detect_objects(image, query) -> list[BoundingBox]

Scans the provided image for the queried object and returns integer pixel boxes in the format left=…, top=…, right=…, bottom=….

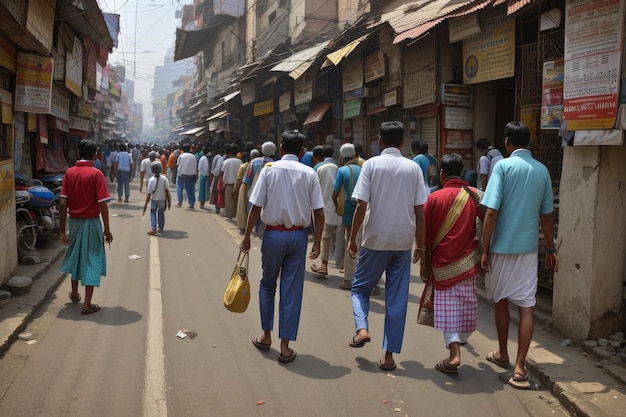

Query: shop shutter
left=420, top=116, right=438, bottom=158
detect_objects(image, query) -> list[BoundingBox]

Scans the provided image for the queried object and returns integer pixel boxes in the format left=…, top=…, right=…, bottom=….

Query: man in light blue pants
left=240, top=129, right=324, bottom=364
left=347, top=121, right=427, bottom=371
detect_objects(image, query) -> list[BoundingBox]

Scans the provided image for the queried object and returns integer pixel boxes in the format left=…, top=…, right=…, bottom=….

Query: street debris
left=18, top=332, right=35, bottom=341
left=176, top=329, right=197, bottom=339
left=128, top=255, right=142, bottom=260
left=256, top=401, right=265, bottom=405
left=26, top=340, right=37, bottom=345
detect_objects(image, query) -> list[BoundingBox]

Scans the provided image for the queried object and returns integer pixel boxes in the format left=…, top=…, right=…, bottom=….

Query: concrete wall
left=0, top=160, right=18, bottom=286
left=553, top=144, right=626, bottom=340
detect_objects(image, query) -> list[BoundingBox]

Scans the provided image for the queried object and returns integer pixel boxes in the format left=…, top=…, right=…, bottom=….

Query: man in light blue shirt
left=480, top=121, right=558, bottom=390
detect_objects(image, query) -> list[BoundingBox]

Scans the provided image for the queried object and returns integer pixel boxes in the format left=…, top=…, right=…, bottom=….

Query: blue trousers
left=116, top=170, right=131, bottom=200
left=177, top=175, right=196, bottom=207
left=259, top=228, right=308, bottom=341
left=150, top=200, right=166, bottom=231
left=351, top=247, right=412, bottom=353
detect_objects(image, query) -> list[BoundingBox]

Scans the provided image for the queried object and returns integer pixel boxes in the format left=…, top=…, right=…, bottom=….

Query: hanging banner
left=463, top=11, right=515, bottom=85
left=0, top=36, right=16, bottom=72
left=15, top=53, right=53, bottom=113
left=541, top=60, right=564, bottom=129
left=65, top=36, right=83, bottom=97
left=563, top=0, right=624, bottom=131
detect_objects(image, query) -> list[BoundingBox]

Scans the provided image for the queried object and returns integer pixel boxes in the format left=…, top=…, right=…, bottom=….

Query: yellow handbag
left=223, top=251, right=251, bottom=313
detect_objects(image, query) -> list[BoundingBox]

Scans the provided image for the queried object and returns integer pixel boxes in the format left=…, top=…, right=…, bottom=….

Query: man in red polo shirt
left=60, top=139, right=113, bottom=315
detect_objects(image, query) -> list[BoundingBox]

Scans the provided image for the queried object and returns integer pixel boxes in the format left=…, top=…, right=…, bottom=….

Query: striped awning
left=271, top=41, right=330, bottom=79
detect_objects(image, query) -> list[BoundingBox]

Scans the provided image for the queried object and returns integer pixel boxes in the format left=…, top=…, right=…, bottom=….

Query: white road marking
left=143, top=237, right=168, bottom=417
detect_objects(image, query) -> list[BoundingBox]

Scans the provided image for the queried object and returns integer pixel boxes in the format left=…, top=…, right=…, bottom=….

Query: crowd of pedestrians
left=61, top=120, right=557, bottom=390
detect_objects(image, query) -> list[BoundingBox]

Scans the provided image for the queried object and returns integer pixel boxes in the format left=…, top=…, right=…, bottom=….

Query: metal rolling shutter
left=420, top=116, right=438, bottom=158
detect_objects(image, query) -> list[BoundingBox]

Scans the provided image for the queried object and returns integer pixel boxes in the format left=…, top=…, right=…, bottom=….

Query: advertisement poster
left=541, top=60, right=564, bottom=129
left=463, top=12, right=515, bottom=85
left=521, top=105, right=541, bottom=157
left=15, top=53, right=53, bottom=113
left=563, top=0, right=625, bottom=131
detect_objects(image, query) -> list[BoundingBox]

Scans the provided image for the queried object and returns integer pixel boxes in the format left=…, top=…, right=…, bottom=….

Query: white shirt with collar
left=249, top=153, right=324, bottom=228
left=352, top=147, right=427, bottom=251
left=221, top=156, right=242, bottom=185
left=316, top=158, right=342, bottom=226
left=176, top=152, right=197, bottom=176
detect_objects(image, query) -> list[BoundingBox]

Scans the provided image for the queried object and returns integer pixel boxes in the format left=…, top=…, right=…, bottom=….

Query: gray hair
left=250, top=149, right=260, bottom=159
left=261, top=141, right=276, bottom=156
left=340, top=143, right=356, bottom=159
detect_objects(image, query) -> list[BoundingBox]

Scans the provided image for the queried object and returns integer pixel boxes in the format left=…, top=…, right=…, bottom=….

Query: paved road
left=0, top=184, right=569, bottom=417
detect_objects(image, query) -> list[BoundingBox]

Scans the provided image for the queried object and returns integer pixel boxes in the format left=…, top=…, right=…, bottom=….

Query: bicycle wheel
left=17, top=220, right=37, bottom=257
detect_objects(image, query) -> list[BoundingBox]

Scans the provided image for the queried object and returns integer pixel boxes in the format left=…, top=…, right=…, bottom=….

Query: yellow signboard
left=254, top=99, right=274, bottom=116
left=463, top=15, right=515, bottom=85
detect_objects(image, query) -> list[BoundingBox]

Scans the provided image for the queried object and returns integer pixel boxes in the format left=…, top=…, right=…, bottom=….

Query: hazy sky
left=97, top=0, right=189, bottom=127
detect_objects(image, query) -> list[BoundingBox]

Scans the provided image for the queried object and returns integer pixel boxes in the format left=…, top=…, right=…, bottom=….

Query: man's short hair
left=119, top=143, right=127, bottom=151
left=379, top=121, right=404, bottom=147
left=411, top=139, right=420, bottom=152
left=354, top=143, right=363, bottom=156
left=281, top=130, right=305, bottom=154
left=250, top=149, right=260, bottom=159
left=230, top=143, right=240, bottom=154
left=79, top=139, right=98, bottom=159
left=261, top=141, right=276, bottom=156
left=181, top=143, right=191, bottom=152
left=476, top=137, right=491, bottom=150
left=504, top=122, right=530, bottom=148
left=223, top=143, right=232, bottom=154
left=418, top=141, right=429, bottom=154
left=440, top=153, right=464, bottom=178
left=312, top=145, right=324, bottom=158
left=322, top=144, right=334, bottom=158
left=148, top=151, right=158, bottom=160
left=340, top=143, right=356, bottom=159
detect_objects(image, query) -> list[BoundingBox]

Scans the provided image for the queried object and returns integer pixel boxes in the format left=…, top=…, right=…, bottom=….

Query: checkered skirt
left=433, top=276, right=478, bottom=332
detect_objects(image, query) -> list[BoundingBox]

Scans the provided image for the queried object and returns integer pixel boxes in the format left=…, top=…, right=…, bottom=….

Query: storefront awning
left=174, top=15, right=233, bottom=61
left=321, top=35, right=369, bottom=69
left=223, top=91, right=241, bottom=102
left=207, top=110, right=229, bottom=121
left=494, top=0, right=536, bottom=14
left=343, top=99, right=362, bottom=120
left=303, top=102, right=332, bottom=126
left=271, top=41, right=330, bottom=79
left=179, top=126, right=206, bottom=136
left=388, top=0, right=491, bottom=44
left=57, top=0, right=115, bottom=51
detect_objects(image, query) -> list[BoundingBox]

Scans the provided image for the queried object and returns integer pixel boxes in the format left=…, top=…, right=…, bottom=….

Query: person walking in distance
left=60, top=139, right=113, bottom=315
left=419, top=153, right=484, bottom=375
left=332, top=143, right=362, bottom=289
left=139, top=151, right=158, bottom=193
left=347, top=121, right=427, bottom=371
left=221, top=143, right=242, bottom=219
left=142, top=161, right=171, bottom=235
left=481, top=121, right=558, bottom=390
left=475, top=137, right=503, bottom=191
left=111, top=143, right=134, bottom=202
left=175, top=144, right=198, bottom=209
left=240, top=129, right=324, bottom=364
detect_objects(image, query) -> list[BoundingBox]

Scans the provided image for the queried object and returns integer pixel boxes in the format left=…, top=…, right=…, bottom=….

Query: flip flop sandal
left=435, top=359, right=459, bottom=374
left=278, top=349, right=297, bottom=363
left=68, top=292, right=81, bottom=303
left=252, top=334, right=271, bottom=351
left=80, top=304, right=100, bottom=314
left=349, top=334, right=371, bottom=348
left=378, top=358, right=396, bottom=371
left=486, top=350, right=510, bottom=369
left=310, top=264, right=328, bottom=275
left=508, top=372, right=532, bottom=390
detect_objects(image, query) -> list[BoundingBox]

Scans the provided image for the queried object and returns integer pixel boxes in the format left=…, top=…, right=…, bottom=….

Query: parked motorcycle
left=14, top=176, right=59, bottom=258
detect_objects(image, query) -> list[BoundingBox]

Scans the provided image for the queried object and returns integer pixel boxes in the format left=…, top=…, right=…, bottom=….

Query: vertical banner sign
left=541, top=60, right=564, bottom=129
left=564, top=0, right=625, bottom=130
left=463, top=11, right=515, bottom=85
left=15, top=53, right=53, bottom=113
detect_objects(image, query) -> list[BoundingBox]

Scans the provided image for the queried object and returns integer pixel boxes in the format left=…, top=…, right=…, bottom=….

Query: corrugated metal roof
left=174, top=14, right=233, bottom=61
left=393, top=0, right=492, bottom=44
left=270, top=41, right=330, bottom=80
left=507, top=0, right=535, bottom=15
left=381, top=0, right=474, bottom=35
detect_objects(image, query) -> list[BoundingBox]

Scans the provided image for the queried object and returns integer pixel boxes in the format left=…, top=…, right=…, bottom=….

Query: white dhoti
left=486, top=253, right=538, bottom=308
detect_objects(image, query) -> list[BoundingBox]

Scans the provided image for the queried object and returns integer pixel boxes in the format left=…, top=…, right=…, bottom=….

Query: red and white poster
left=563, top=0, right=625, bottom=130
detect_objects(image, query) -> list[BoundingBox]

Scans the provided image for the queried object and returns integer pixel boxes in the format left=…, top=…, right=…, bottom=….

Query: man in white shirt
left=240, top=129, right=324, bottom=364
left=311, top=145, right=342, bottom=276
left=175, top=144, right=198, bottom=208
left=221, top=143, right=242, bottom=219
left=210, top=146, right=224, bottom=213
left=139, top=151, right=157, bottom=193
left=347, top=121, right=427, bottom=371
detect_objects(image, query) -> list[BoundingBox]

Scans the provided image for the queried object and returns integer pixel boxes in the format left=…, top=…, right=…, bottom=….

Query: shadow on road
left=56, top=303, right=143, bottom=326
